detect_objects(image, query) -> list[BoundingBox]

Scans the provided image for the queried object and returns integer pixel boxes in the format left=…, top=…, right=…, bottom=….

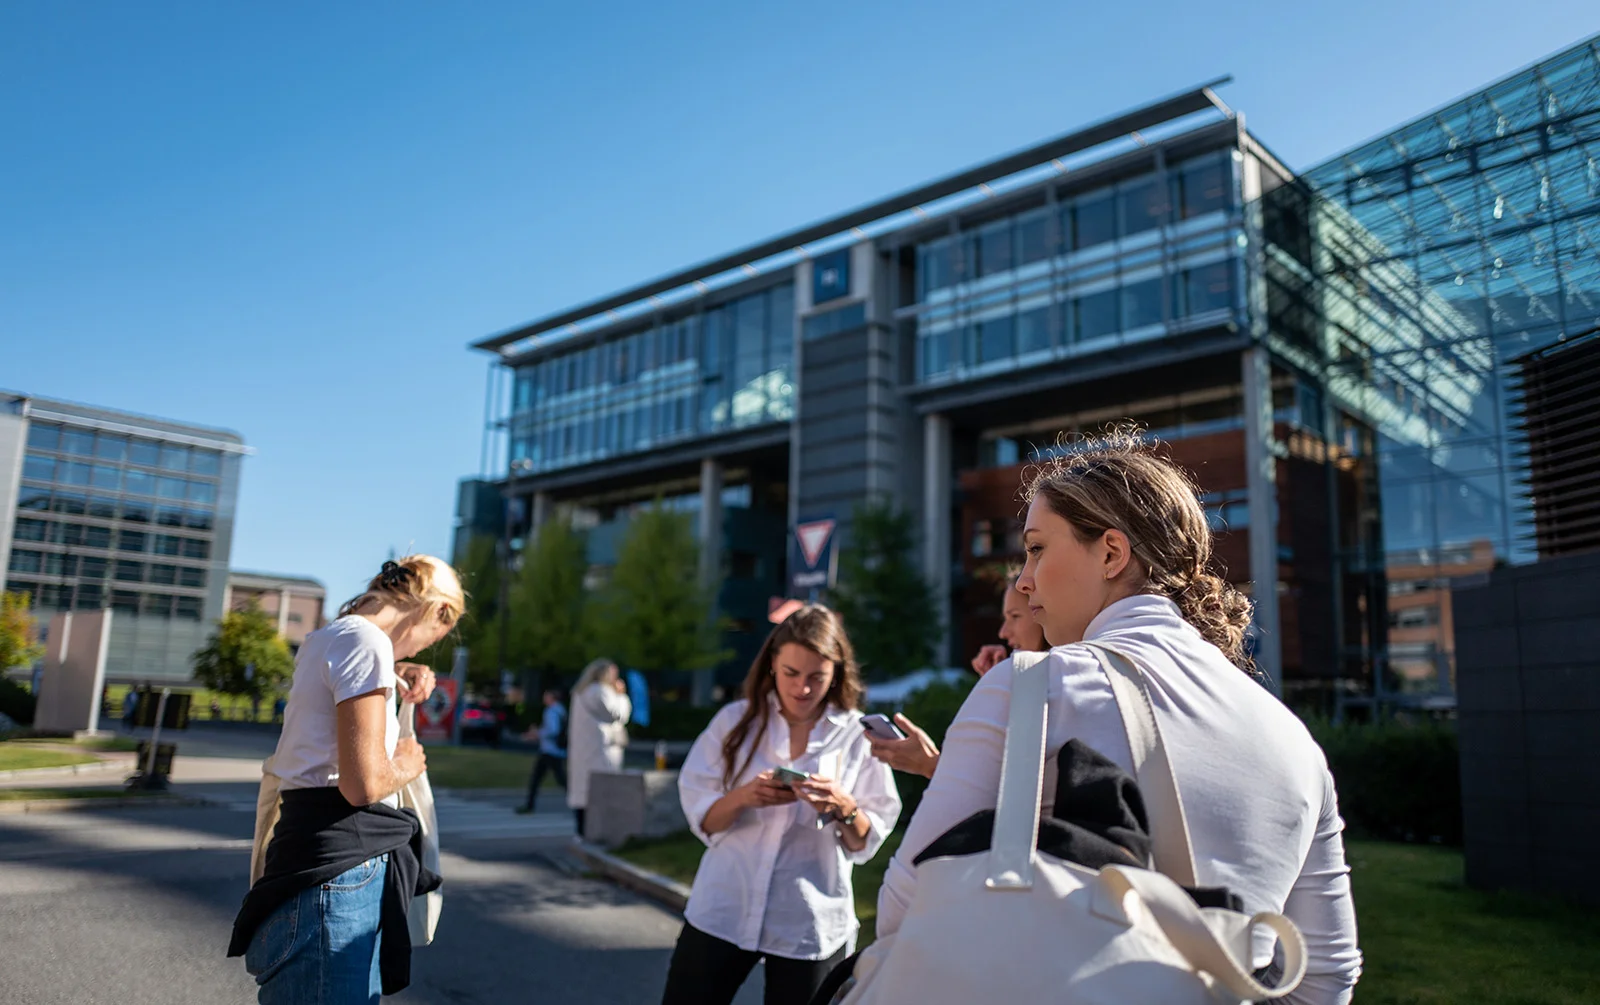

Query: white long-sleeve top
left=679, top=696, right=902, bottom=960
left=566, top=682, right=631, bottom=810
left=878, top=595, right=1362, bottom=1005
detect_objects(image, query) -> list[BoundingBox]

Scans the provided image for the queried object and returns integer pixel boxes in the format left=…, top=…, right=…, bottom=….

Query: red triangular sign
left=797, top=520, right=835, bottom=569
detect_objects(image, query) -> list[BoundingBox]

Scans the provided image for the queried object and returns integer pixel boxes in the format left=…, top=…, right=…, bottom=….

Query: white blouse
left=877, top=595, right=1362, bottom=1005
left=679, top=697, right=902, bottom=960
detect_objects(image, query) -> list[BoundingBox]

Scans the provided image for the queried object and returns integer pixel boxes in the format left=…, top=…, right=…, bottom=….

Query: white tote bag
left=397, top=701, right=444, bottom=946
left=840, top=646, right=1307, bottom=1005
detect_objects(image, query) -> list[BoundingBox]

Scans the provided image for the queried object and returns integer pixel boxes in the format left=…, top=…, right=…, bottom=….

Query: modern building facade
left=0, top=393, right=247, bottom=684
left=465, top=33, right=1600, bottom=707
left=225, top=571, right=326, bottom=655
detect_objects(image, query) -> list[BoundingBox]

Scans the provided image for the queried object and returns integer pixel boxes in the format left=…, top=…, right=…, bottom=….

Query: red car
left=457, top=700, right=506, bottom=748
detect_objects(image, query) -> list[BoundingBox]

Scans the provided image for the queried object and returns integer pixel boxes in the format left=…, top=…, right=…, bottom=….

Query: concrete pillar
left=531, top=491, right=550, bottom=531
left=693, top=458, right=724, bottom=706
left=923, top=414, right=953, bottom=666
left=277, top=588, right=291, bottom=637
left=1241, top=346, right=1284, bottom=695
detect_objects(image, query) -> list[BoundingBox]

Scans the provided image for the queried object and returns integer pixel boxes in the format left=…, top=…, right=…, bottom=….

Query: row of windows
left=918, top=154, right=1235, bottom=297
left=22, top=453, right=218, bottom=504
left=16, top=486, right=217, bottom=531
left=26, top=424, right=224, bottom=477
left=7, top=550, right=207, bottom=588
left=918, top=261, right=1236, bottom=379
left=11, top=518, right=209, bottom=559
left=8, top=580, right=206, bottom=619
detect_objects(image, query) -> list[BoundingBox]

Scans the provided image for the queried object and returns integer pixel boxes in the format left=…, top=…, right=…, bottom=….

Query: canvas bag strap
left=986, top=650, right=1052, bottom=890
left=399, top=697, right=417, bottom=740
left=1079, top=641, right=1199, bottom=889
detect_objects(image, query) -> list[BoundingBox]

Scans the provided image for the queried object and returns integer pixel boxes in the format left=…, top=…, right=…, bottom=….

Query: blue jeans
left=246, top=855, right=388, bottom=1004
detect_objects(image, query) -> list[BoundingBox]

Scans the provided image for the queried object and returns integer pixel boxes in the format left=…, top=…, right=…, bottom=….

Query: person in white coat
left=874, top=428, right=1362, bottom=1004
left=566, top=657, right=631, bottom=835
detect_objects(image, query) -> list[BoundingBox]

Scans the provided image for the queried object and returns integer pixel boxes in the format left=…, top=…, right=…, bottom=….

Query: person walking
left=228, top=555, right=464, bottom=1003
left=515, top=689, right=568, bottom=814
left=567, top=658, right=630, bottom=837
left=867, top=571, right=1048, bottom=779
left=661, top=605, right=901, bottom=1005
left=875, top=429, right=1362, bottom=1003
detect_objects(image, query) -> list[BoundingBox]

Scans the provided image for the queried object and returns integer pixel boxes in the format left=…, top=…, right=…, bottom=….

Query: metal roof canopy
left=472, top=77, right=1233, bottom=355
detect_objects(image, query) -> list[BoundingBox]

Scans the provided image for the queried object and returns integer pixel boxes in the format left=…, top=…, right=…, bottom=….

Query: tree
left=0, top=591, right=45, bottom=673
left=191, top=602, right=294, bottom=700
left=414, top=533, right=504, bottom=686
left=590, top=504, right=729, bottom=676
left=509, top=517, right=591, bottom=679
left=828, top=500, right=942, bottom=680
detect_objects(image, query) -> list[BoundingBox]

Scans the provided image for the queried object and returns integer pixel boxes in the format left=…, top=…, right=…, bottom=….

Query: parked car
left=458, top=700, right=506, bottom=748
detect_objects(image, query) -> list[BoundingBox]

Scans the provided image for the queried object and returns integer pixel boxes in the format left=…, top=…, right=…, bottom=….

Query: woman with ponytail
left=875, top=427, right=1362, bottom=1005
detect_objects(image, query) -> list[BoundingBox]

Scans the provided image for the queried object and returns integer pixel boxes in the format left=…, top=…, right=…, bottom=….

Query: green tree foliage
left=509, top=517, right=591, bottom=677
left=828, top=501, right=942, bottom=680
left=590, top=505, right=729, bottom=675
left=0, top=591, right=45, bottom=673
left=191, top=602, right=295, bottom=700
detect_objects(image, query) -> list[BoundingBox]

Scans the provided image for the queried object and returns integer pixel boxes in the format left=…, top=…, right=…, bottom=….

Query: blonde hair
left=575, top=657, right=618, bottom=694
left=1024, top=425, right=1254, bottom=670
left=338, top=555, right=465, bottom=628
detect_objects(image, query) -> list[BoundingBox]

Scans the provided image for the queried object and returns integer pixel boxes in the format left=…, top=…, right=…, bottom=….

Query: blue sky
left=2, top=3, right=1594, bottom=611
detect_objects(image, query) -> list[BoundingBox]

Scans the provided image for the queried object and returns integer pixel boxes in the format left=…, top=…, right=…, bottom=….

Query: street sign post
left=790, top=517, right=838, bottom=601
left=417, top=678, right=458, bottom=743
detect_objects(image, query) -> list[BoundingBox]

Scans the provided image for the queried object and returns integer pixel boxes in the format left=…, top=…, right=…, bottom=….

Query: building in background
left=463, top=33, right=1599, bottom=710
left=0, top=392, right=246, bottom=685
left=225, top=571, right=326, bottom=655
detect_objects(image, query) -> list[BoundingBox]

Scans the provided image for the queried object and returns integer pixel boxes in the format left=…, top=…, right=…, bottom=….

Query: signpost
left=417, top=677, right=458, bottom=743
left=789, top=517, right=838, bottom=601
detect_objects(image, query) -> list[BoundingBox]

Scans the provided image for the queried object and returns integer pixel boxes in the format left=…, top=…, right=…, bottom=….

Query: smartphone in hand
left=861, top=714, right=908, bottom=741
left=772, top=766, right=810, bottom=785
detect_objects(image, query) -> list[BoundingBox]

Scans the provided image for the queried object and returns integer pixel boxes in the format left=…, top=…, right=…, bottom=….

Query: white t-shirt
left=271, top=615, right=399, bottom=806
left=877, top=595, right=1362, bottom=1005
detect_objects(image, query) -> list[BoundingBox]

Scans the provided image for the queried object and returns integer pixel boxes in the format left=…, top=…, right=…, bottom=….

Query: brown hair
left=1024, top=425, right=1254, bottom=670
left=338, top=555, right=466, bottom=628
left=719, top=604, right=863, bottom=789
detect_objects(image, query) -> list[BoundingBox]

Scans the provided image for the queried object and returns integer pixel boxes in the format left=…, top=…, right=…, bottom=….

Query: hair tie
left=379, top=560, right=412, bottom=590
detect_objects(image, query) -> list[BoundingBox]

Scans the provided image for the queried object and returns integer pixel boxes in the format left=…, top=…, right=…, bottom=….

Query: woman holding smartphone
left=663, top=605, right=901, bottom=1005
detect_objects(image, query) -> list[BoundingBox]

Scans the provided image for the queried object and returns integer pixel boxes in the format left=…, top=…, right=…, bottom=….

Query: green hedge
left=0, top=677, right=35, bottom=726
left=632, top=702, right=722, bottom=742
left=1304, top=716, right=1461, bottom=845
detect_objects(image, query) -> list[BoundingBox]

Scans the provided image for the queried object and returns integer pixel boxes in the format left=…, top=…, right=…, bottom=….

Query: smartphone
left=861, top=714, right=907, bottom=741
left=772, top=766, right=810, bottom=785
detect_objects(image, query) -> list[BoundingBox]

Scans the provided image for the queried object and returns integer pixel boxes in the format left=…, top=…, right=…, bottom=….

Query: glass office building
left=0, top=393, right=246, bottom=684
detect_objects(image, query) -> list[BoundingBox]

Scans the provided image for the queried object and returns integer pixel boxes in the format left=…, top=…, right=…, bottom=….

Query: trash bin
left=128, top=741, right=177, bottom=790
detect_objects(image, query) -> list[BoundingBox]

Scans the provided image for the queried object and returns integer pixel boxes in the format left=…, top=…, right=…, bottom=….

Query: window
left=82, top=525, right=112, bottom=549
left=23, top=453, right=56, bottom=482
left=153, top=535, right=182, bottom=556
left=288, top=612, right=304, bottom=625
left=52, top=492, right=87, bottom=516
left=26, top=424, right=60, bottom=451
left=128, top=440, right=161, bottom=467
left=1119, top=178, right=1168, bottom=236
left=18, top=487, right=50, bottom=511
left=95, top=434, right=127, bottom=462
left=14, top=518, right=48, bottom=542
left=920, top=329, right=950, bottom=380
left=75, top=584, right=103, bottom=609
left=1017, top=211, right=1055, bottom=265
left=812, top=248, right=851, bottom=305
left=87, top=496, right=116, bottom=519
left=1074, top=289, right=1120, bottom=342
left=115, top=561, right=145, bottom=583
left=60, top=461, right=92, bottom=486
left=157, top=507, right=185, bottom=528
left=919, top=239, right=955, bottom=297
left=8, top=550, right=41, bottom=574
left=1071, top=194, right=1117, bottom=249
left=119, top=530, right=148, bottom=553
left=160, top=445, right=190, bottom=472
left=79, top=557, right=108, bottom=580
left=174, top=596, right=203, bottom=620
left=1122, top=278, right=1165, bottom=330
left=111, top=590, right=141, bottom=613
left=1174, top=156, right=1231, bottom=219
left=801, top=301, right=866, bottom=340
left=178, top=566, right=206, bottom=589
left=971, top=519, right=994, bottom=557
left=58, top=522, right=84, bottom=546
left=1018, top=305, right=1052, bottom=353
left=1181, top=261, right=1235, bottom=316
left=185, top=510, right=214, bottom=532
left=91, top=465, right=120, bottom=491
left=976, top=221, right=1013, bottom=277
left=149, top=564, right=178, bottom=586
left=157, top=476, right=187, bottom=501
left=120, top=501, right=152, bottom=524
left=143, top=594, right=173, bottom=618
left=180, top=538, right=209, bottom=560
left=977, top=315, right=1015, bottom=363
left=124, top=469, right=155, bottom=496
left=44, top=553, right=77, bottom=576
left=61, top=429, right=96, bottom=456
left=191, top=450, right=221, bottom=477
left=1390, top=606, right=1440, bottom=629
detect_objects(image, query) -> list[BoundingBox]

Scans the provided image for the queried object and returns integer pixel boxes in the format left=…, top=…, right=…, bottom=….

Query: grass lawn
left=418, top=743, right=545, bottom=790
left=0, top=787, right=145, bottom=802
left=615, top=834, right=1599, bottom=1003
left=22, top=736, right=140, bottom=753
left=0, top=744, right=100, bottom=772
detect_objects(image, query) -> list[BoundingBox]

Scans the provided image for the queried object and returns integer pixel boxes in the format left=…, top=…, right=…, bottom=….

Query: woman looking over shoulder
left=662, top=605, right=900, bottom=1005
left=876, top=429, right=1362, bottom=1005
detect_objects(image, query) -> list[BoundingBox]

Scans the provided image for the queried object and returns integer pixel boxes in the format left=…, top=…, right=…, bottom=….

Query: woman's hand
left=797, top=776, right=871, bottom=852
left=866, top=714, right=941, bottom=779
left=971, top=644, right=1008, bottom=676
left=395, top=663, right=436, bottom=705
left=737, top=770, right=800, bottom=809
left=393, top=736, right=427, bottom=785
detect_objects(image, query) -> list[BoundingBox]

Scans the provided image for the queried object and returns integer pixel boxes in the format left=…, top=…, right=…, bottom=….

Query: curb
left=0, top=793, right=208, bottom=815
left=0, top=758, right=131, bottom=781
left=570, top=838, right=691, bottom=913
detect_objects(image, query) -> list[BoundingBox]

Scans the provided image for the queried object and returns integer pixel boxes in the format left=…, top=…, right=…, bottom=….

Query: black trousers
left=522, top=753, right=567, bottom=810
left=660, top=922, right=848, bottom=1005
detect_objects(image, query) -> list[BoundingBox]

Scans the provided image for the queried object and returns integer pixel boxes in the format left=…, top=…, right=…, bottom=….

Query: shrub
left=0, top=676, right=35, bottom=726
left=632, top=701, right=722, bottom=742
left=1303, top=715, right=1461, bottom=845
